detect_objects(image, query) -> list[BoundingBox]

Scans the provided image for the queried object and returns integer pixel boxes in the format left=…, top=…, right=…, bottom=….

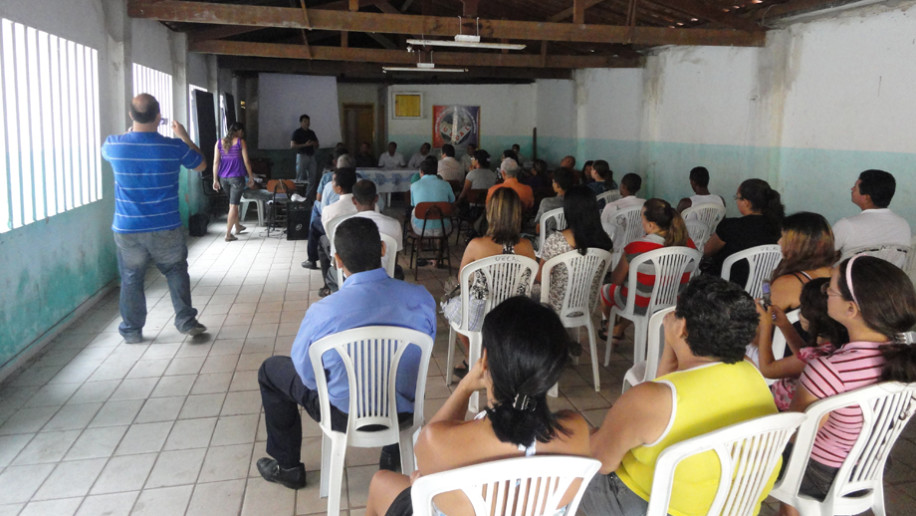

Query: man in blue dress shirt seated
left=257, top=218, right=437, bottom=489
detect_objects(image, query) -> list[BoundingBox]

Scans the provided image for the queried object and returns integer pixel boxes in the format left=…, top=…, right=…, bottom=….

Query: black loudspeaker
left=286, top=202, right=310, bottom=240
left=189, top=213, right=209, bottom=237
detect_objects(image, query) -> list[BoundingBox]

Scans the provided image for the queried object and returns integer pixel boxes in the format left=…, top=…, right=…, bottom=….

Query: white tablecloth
left=356, top=168, right=415, bottom=194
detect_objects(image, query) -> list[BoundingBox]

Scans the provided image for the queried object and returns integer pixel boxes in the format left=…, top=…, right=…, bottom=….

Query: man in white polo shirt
left=833, top=169, right=910, bottom=265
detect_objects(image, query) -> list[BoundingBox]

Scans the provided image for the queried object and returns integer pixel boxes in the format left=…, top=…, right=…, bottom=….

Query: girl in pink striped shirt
left=781, top=255, right=916, bottom=516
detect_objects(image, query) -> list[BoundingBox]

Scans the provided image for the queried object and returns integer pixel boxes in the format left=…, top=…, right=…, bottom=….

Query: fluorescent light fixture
left=382, top=65, right=468, bottom=73
left=406, top=37, right=526, bottom=50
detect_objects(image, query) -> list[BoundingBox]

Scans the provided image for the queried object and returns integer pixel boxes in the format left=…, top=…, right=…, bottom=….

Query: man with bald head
left=101, top=93, right=208, bottom=344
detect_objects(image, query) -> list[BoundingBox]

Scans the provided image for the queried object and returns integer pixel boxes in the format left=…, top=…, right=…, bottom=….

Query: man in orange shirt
left=486, top=158, right=533, bottom=209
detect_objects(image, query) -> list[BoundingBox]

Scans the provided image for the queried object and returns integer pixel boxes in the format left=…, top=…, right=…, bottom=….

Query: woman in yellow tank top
left=582, top=275, right=779, bottom=516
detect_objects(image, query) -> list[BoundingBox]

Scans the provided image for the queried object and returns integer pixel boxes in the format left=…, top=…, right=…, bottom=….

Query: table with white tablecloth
left=356, top=167, right=416, bottom=205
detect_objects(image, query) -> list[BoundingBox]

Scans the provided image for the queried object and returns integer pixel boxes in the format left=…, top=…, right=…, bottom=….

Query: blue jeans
left=114, top=228, right=198, bottom=338
left=296, top=153, right=319, bottom=201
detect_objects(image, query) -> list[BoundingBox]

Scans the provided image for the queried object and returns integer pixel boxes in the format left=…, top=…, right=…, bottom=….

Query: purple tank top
left=217, top=139, right=247, bottom=178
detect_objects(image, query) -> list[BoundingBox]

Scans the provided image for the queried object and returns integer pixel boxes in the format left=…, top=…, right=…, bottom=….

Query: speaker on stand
left=286, top=201, right=311, bottom=240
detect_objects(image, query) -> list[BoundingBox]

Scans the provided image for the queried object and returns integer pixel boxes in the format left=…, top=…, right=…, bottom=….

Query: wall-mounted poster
left=432, top=105, right=480, bottom=148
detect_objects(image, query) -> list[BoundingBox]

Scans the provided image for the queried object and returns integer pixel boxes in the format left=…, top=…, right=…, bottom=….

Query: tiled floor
left=2, top=210, right=916, bottom=515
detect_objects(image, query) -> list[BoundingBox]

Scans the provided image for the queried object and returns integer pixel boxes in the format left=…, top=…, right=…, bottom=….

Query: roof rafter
left=128, top=0, right=765, bottom=47
left=190, top=39, right=643, bottom=68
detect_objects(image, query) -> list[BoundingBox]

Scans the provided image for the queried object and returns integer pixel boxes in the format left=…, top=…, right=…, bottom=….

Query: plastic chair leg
left=633, top=318, right=648, bottom=365
left=319, top=433, right=331, bottom=496
left=586, top=320, right=600, bottom=392
left=446, top=326, right=456, bottom=386
left=467, top=331, right=482, bottom=414
left=324, top=435, right=347, bottom=516
left=604, top=307, right=620, bottom=366
left=399, top=429, right=415, bottom=476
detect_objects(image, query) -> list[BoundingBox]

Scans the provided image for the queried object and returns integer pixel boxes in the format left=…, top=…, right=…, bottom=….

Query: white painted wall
left=535, top=79, right=575, bottom=139
left=387, top=83, right=537, bottom=155
left=575, top=68, right=643, bottom=143
left=131, top=18, right=172, bottom=74
left=779, top=4, right=916, bottom=153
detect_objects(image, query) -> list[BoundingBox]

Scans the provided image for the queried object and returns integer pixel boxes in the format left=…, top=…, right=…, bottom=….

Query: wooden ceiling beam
left=128, top=0, right=765, bottom=47
left=187, top=25, right=261, bottom=42
left=191, top=39, right=643, bottom=68
left=647, top=0, right=762, bottom=31
left=219, top=55, right=574, bottom=79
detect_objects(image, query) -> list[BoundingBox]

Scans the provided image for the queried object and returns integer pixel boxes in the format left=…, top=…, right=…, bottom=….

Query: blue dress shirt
left=290, top=268, right=436, bottom=413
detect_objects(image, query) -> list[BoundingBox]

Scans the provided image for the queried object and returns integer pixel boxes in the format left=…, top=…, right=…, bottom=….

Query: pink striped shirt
left=799, top=341, right=886, bottom=468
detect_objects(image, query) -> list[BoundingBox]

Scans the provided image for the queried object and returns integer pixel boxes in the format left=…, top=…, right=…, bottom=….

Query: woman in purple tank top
left=212, top=122, right=254, bottom=241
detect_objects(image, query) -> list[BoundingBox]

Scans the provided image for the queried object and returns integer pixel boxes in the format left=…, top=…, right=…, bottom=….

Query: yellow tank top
left=616, top=361, right=778, bottom=516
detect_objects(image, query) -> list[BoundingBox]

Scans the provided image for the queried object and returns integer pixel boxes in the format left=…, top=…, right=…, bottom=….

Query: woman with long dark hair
left=212, top=122, right=254, bottom=241
left=781, top=256, right=916, bottom=514
left=365, top=297, right=591, bottom=516
left=537, top=185, right=613, bottom=311
left=704, top=178, right=784, bottom=285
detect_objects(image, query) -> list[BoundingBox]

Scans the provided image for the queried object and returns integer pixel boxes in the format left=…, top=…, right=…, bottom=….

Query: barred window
left=0, top=17, right=101, bottom=233
left=132, top=63, right=173, bottom=138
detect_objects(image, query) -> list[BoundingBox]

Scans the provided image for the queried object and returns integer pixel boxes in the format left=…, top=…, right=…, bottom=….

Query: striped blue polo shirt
left=101, top=131, right=203, bottom=233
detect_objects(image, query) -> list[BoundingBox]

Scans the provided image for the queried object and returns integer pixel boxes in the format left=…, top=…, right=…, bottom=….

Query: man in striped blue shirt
left=101, top=93, right=208, bottom=344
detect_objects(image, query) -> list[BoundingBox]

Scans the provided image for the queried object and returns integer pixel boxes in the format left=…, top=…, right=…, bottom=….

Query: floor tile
left=88, top=399, right=143, bottom=427
left=64, top=425, right=128, bottom=460
left=145, top=448, right=207, bottom=488
left=68, top=380, right=120, bottom=404
left=150, top=375, right=196, bottom=398
left=91, top=453, right=157, bottom=494
left=131, top=485, right=193, bottom=516
left=12, top=430, right=81, bottom=465
left=0, top=434, right=33, bottom=467
left=0, top=406, right=59, bottom=435
left=135, top=396, right=185, bottom=423
left=75, top=491, right=139, bottom=516
left=19, top=497, right=82, bottom=516
left=163, top=417, right=217, bottom=450
left=221, top=390, right=262, bottom=416
left=180, top=393, right=227, bottom=419
left=109, top=378, right=158, bottom=401
left=32, top=457, right=106, bottom=500
left=115, top=421, right=173, bottom=455
left=199, top=443, right=253, bottom=483
left=211, top=414, right=259, bottom=446
left=43, top=402, right=102, bottom=431
left=0, top=463, right=55, bottom=504
left=185, top=479, right=246, bottom=516
left=241, top=477, right=297, bottom=516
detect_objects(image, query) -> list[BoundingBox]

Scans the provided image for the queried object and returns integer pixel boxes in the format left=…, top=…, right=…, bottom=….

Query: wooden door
left=343, top=103, right=375, bottom=156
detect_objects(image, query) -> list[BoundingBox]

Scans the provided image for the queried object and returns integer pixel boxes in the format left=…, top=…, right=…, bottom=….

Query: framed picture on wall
left=393, top=92, right=423, bottom=119
left=432, top=105, right=480, bottom=148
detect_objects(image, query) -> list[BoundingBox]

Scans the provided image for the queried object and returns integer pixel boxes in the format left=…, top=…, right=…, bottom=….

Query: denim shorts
left=220, top=176, right=246, bottom=205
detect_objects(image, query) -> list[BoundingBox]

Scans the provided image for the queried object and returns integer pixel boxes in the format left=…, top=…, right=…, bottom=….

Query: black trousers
left=258, top=356, right=348, bottom=468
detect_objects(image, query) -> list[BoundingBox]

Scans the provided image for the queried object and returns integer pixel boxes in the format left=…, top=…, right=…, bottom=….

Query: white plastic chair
left=646, top=412, right=806, bottom=516
left=606, top=205, right=646, bottom=253
left=239, top=195, right=265, bottom=226
left=721, top=244, right=782, bottom=299
left=622, top=306, right=674, bottom=392
left=596, top=189, right=621, bottom=207
left=541, top=248, right=614, bottom=392
left=308, top=326, right=434, bottom=516
left=841, top=243, right=910, bottom=269
left=770, top=382, right=916, bottom=516
left=605, top=246, right=701, bottom=366
left=681, top=203, right=726, bottom=236
left=685, top=219, right=710, bottom=253
left=906, top=235, right=916, bottom=288
left=446, top=254, right=539, bottom=413
left=538, top=208, right=566, bottom=257
left=411, top=455, right=602, bottom=516
left=380, top=232, right=399, bottom=278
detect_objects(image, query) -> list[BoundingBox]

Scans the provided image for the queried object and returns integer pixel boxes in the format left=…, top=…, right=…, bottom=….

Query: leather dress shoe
left=301, top=260, right=319, bottom=270
left=257, top=457, right=306, bottom=489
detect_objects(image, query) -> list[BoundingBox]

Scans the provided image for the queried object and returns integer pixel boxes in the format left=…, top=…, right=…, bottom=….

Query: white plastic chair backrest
left=647, top=412, right=806, bottom=516
left=681, top=203, right=726, bottom=235
left=456, top=254, right=539, bottom=332
left=538, top=208, right=566, bottom=256
left=411, top=455, right=602, bottom=516
left=643, top=306, right=676, bottom=382
left=769, top=308, right=800, bottom=364
left=596, top=189, right=621, bottom=207
left=721, top=244, right=783, bottom=299
left=684, top=220, right=710, bottom=253
left=541, top=248, right=613, bottom=319
left=773, top=382, right=916, bottom=515
left=841, top=243, right=909, bottom=269
left=307, top=326, right=434, bottom=445
left=609, top=205, right=646, bottom=252
left=620, top=247, right=702, bottom=317
left=380, top=233, right=398, bottom=278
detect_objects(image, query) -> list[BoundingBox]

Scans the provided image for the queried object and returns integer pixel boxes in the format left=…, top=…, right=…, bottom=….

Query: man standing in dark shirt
left=290, top=114, right=320, bottom=201
left=355, top=141, right=375, bottom=168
